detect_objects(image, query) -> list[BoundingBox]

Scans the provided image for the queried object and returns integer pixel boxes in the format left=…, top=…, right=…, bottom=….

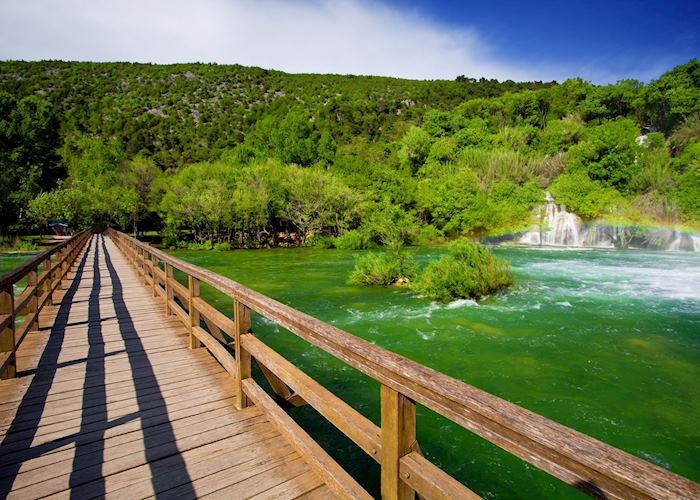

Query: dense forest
left=1, top=59, right=699, bottom=248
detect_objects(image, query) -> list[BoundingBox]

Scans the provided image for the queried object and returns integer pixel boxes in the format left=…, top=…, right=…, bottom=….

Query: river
left=166, top=246, right=700, bottom=498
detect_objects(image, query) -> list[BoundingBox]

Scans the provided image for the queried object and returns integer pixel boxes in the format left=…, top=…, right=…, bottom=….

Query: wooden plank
left=400, top=451, right=480, bottom=500
left=194, top=296, right=235, bottom=337
left=13, top=312, right=37, bottom=349
left=13, top=285, right=36, bottom=316
left=192, top=326, right=237, bottom=378
left=298, top=485, right=336, bottom=500
left=234, top=299, right=251, bottom=409
left=8, top=418, right=276, bottom=499
left=253, top=470, right=328, bottom=500
left=4, top=405, right=248, bottom=478
left=0, top=351, right=11, bottom=374
left=0, top=286, right=16, bottom=379
left=242, top=334, right=380, bottom=460
left=242, top=378, right=371, bottom=500
left=170, top=277, right=189, bottom=305
left=169, top=298, right=189, bottom=327
left=202, top=458, right=311, bottom=500
left=0, top=314, right=11, bottom=331
left=381, top=385, right=416, bottom=500
left=0, top=397, right=238, bottom=469
left=188, top=276, right=200, bottom=349
left=7, top=410, right=267, bottom=491
left=104, top=432, right=297, bottom=499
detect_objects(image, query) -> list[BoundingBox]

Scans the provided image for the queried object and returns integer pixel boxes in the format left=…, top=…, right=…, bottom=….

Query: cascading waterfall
left=520, top=193, right=583, bottom=247
left=518, top=193, right=699, bottom=251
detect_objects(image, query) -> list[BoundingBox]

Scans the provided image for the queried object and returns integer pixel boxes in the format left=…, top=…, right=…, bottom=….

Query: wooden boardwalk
left=0, top=235, right=333, bottom=499
left=2, top=230, right=699, bottom=499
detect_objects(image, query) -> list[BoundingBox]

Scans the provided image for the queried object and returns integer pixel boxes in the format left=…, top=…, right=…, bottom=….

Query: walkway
left=0, top=234, right=332, bottom=499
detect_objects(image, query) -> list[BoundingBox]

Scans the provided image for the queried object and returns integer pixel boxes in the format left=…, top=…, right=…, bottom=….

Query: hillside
left=1, top=59, right=699, bottom=246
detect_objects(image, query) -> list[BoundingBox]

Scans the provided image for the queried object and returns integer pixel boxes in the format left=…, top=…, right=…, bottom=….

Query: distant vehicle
left=48, top=221, right=69, bottom=236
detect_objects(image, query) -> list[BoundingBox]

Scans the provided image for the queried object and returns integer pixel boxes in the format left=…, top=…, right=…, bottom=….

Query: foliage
left=566, top=118, right=642, bottom=191
left=334, top=229, right=371, bottom=250
left=348, top=251, right=417, bottom=286
left=548, top=172, right=625, bottom=218
left=412, top=239, right=513, bottom=302
left=1, top=59, right=699, bottom=238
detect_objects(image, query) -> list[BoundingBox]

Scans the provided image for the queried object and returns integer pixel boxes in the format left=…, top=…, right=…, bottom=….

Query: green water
left=0, top=253, right=36, bottom=292
left=0, top=253, right=35, bottom=275
left=169, top=246, right=700, bottom=497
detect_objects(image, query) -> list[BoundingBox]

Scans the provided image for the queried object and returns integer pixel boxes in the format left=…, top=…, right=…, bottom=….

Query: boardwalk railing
left=107, top=228, right=700, bottom=500
left=0, top=230, right=91, bottom=379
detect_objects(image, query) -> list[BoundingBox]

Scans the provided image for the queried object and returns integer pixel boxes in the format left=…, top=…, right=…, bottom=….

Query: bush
left=185, top=241, right=208, bottom=250
left=412, top=239, right=513, bottom=302
left=548, top=172, right=625, bottom=218
left=348, top=252, right=417, bottom=286
left=334, top=229, right=370, bottom=250
left=212, top=241, right=231, bottom=251
left=309, top=235, right=336, bottom=248
left=0, top=236, right=37, bottom=252
left=412, top=224, right=443, bottom=246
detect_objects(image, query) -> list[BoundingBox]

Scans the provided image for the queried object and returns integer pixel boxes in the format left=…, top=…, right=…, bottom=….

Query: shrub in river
left=348, top=251, right=417, bottom=286
left=412, top=238, right=512, bottom=302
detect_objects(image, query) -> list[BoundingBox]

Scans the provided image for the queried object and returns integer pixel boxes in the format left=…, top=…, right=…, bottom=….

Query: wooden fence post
left=60, top=248, right=69, bottom=290
left=0, top=286, right=16, bottom=379
left=27, top=269, right=39, bottom=333
left=43, top=257, right=53, bottom=306
left=151, top=254, right=157, bottom=297
left=234, top=299, right=252, bottom=409
left=188, top=276, right=201, bottom=349
left=165, top=263, right=173, bottom=315
left=381, top=385, right=417, bottom=500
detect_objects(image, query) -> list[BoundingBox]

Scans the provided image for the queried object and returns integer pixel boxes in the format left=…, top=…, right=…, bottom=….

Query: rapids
left=168, top=246, right=700, bottom=498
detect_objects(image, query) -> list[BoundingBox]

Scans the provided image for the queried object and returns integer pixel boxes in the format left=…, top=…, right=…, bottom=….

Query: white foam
left=445, top=298, right=478, bottom=309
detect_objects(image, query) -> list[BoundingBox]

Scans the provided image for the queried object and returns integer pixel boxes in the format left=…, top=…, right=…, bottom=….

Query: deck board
left=0, top=234, right=330, bottom=499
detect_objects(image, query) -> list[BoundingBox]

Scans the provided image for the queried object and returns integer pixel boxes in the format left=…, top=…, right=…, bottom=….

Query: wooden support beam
left=381, top=385, right=416, bottom=500
left=241, top=334, right=380, bottom=458
left=151, top=254, right=157, bottom=297
left=0, top=286, right=16, bottom=379
left=400, top=452, right=480, bottom=500
left=234, top=299, right=252, bottom=409
left=188, top=275, right=201, bottom=349
left=43, top=257, right=52, bottom=306
left=165, top=263, right=174, bottom=316
left=242, top=378, right=372, bottom=500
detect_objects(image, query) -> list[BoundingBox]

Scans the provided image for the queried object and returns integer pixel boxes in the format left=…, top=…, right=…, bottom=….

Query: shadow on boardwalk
left=0, top=235, right=194, bottom=499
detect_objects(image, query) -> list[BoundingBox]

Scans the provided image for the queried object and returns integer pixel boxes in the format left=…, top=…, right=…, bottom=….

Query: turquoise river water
left=1, top=247, right=698, bottom=497
left=169, top=246, right=700, bottom=498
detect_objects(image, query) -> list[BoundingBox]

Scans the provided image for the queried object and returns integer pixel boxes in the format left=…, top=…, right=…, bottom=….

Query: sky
left=0, top=0, right=698, bottom=84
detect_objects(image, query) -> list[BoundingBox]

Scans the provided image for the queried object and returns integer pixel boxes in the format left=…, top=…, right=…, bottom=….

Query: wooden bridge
left=0, top=230, right=698, bottom=499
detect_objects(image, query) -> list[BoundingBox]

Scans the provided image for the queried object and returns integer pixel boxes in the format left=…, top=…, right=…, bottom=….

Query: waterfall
left=519, top=193, right=582, bottom=247
left=518, top=193, right=699, bottom=251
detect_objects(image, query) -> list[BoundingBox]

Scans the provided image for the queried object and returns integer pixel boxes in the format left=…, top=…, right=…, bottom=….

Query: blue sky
left=0, top=0, right=698, bottom=83
left=390, top=0, right=700, bottom=81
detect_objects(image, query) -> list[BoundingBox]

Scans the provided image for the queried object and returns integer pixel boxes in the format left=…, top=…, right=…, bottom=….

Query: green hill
left=1, top=59, right=698, bottom=245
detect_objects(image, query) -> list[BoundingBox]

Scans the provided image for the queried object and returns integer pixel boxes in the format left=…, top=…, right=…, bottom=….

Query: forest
left=1, top=59, right=699, bottom=248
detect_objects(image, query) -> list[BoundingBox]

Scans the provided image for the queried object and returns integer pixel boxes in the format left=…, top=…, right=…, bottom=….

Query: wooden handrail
left=106, top=228, right=700, bottom=499
left=0, top=230, right=92, bottom=379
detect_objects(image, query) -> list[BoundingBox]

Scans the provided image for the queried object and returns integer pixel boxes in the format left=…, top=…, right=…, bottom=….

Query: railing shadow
left=100, top=235, right=195, bottom=498
left=69, top=236, right=107, bottom=497
left=0, top=235, right=92, bottom=497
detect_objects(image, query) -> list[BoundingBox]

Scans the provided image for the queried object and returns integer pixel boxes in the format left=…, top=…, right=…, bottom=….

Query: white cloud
left=0, top=0, right=667, bottom=83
